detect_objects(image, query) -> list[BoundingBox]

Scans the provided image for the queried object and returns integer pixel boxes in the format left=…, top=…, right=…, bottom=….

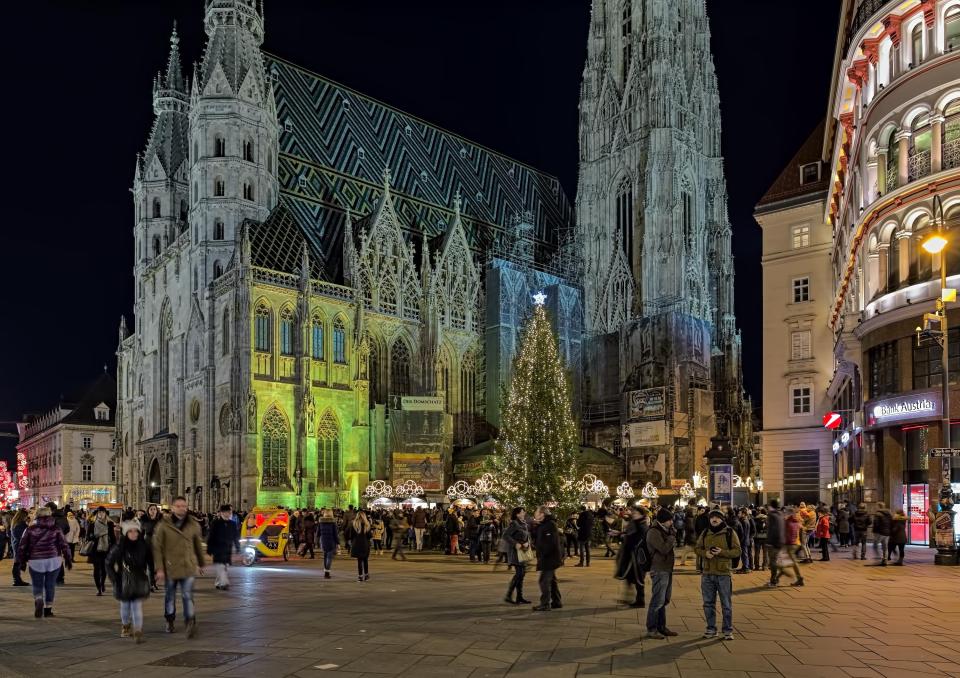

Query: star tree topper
left=532, top=291, right=547, bottom=306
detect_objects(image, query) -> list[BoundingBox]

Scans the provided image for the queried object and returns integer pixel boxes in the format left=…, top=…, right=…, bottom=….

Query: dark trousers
left=12, top=558, right=26, bottom=584
left=578, top=539, right=591, bottom=566
left=819, top=537, right=830, bottom=561
left=91, top=553, right=107, bottom=592
left=507, top=563, right=525, bottom=599
left=480, top=541, right=491, bottom=563
left=889, top=543, right=905, bottom=562
left=356, top=557, right=369, bottom=577
left=538, top=568, right=561, bottom=608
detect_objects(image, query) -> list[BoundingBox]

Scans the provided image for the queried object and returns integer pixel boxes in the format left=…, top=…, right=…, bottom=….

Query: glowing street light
left=922, top=232, right=949, bottom=254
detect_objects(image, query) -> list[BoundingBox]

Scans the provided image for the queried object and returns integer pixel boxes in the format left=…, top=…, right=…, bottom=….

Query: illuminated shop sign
left=867, top=391, right=941, bottom=426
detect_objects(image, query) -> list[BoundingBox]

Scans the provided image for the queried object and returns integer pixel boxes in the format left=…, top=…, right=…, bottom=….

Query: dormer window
left=284, top=118, right=293, bottom=133
left=801, top=162, right=820, bottom=185
left=94, top=402, right=110, bottom=421
left=357, top=147, right=365, bottom=161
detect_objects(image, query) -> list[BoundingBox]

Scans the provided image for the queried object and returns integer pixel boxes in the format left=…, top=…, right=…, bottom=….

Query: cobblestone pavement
left=0, top=545, right=957, bottom=678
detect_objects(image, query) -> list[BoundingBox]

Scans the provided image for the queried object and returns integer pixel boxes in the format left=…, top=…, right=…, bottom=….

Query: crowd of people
left=0, top=496, right=917, bottom=643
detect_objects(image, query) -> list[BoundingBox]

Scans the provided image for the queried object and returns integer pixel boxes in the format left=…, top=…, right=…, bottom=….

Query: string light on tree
left=488, top=300, right=581, bottom=512
left=616, top=482, right=635, bottom=500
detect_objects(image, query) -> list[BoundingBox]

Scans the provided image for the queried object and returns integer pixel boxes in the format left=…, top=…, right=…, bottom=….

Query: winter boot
left=42, top=608, right=54, bottom=617
left=134, top=630, right=145, bottom=644
left=120, top=624, right=132, bottom=638
left=165, top=614, right=176, bottom=633
left=186, top=617, right=197, bottom=639
left=515, top=586, right=531, bottom=605
left=34, top=598, right=43, bottom=618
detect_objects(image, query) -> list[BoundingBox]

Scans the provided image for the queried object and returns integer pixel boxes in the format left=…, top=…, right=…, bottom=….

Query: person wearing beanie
left=17, top=506, right=73, bottom=619
left=206, top=505, right=240, bottom=590
left=106, top=519, right=152, bottom=643
left=644, top=506, right=676, bottom=639
left=695, top=509, right=741, bottom=640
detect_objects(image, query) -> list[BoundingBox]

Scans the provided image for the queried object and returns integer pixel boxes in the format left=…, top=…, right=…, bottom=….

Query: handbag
left=121, top=563, right=150, bottom=599
left=79, top=540, right=94, bottom=557
left=515, top=543, right=535, bottom=565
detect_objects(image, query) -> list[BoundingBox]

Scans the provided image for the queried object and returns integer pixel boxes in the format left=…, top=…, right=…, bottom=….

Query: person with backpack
left=851, top=503, right=871, bottom=560
left=871, top=502, right=893, bottom=566
left=753, top=508, right=768, bottom=571
left=614, top=506, right=649, bottom=608
left=695, top=509, right=741, bottom=640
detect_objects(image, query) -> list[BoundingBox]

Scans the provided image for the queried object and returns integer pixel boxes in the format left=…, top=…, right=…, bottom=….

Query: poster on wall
left=392, top=452, right=443, bottom=492
left=626, top=388, right=666, bottom=420
left=709, top=464, right=733, bottom=505
left=628, top=452, right=666, bottom=489
left=622, top=421, right=667, bottom=448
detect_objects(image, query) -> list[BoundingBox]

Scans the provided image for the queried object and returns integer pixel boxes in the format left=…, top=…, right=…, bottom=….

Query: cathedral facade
left=576, top=0, right=755, bottom=488
left=116, top=0, right=582, bottom=511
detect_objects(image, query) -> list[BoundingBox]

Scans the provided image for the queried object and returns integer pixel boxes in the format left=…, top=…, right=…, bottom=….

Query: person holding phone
left=694, top=509, right=741, bottom=641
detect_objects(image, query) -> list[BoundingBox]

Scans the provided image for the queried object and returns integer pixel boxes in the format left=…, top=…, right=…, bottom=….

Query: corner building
left=826, top=0, right=960, bottom=543
left=116, top=1, right=582, bottom=511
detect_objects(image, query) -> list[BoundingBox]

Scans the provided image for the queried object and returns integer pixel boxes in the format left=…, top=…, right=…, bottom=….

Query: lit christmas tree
left=490, top=293, right=581, bottom=512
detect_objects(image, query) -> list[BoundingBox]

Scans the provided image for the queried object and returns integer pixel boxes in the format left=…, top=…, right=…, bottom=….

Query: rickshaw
left=239, top=506, right=290, bottom=566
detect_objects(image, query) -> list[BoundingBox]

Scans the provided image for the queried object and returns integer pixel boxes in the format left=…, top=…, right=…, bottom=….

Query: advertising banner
left=626, top=388, right=666, bottom=420
left=400, top=396, right=445, bottom=412
left=709, top=464, right=733, bottom=505
left=393, top=453, right=443, bottom=491
left=866, top=390, right=940, bottom=427
left=628, top=452, right=666, bottom=489
left=934, top=511, right=956, bottom=548
left=621, top=421, right=668, bottom=448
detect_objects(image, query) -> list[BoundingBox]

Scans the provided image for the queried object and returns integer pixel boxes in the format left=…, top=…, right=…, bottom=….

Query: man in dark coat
left=531, top=506, right=564, bottom=612
left=206, top=505, right=239, bottom=590
left=576, top=506, right=594, bottom=567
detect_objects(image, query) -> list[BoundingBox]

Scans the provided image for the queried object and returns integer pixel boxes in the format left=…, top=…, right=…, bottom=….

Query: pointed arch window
left=380, top=281, right=397, bottom=314
left=243, top=139, right=255, bottom=162
left=682, top=192, right=693, bottom=244
left=214, top=135, right=226, bottom=157
left=243, top=182, right=254, bottom=201
left=437, top=351, right=451, bottom=411
left=153, top=236, right=161, bottom=257
left=616, top=179, right=633, bottom=268
left=947, top=6, right=960, bottom=50
left=222, top=307, right=230, bottom=356
left=459, top=351, right=477, bottom=445
left=888, top=232, right=901, bottom=290
left=261, top=407, right=289, bottom=488
left=255, top=303, right=272, bottom=352
left=213, top=260, right=223, bottom=278
left=152, top=199, right=161, bottom=218
left=369, top=340, right=381, bottom=405
left=333, top=317, right=347, bottom=364
left=390, top=339, right=411, bottom=397
left=158, top=310, right=172, bottom=432
left=279, top=307, right=295, bottom=356
left=214, top=177, right=225, bottom=197
left=214, top=219, right=225, bottom=240
left=311, top=315, right=324, bottom=360
left=317, top=411, right=341, bottom=488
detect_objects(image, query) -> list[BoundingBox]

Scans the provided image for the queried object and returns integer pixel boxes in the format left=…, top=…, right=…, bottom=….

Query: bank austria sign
left=867, top=390, right=941, bottom=427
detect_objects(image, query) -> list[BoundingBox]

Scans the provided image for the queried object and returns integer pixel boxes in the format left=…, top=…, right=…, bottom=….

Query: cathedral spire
left=164, top=22, right=185, bottom=92
left=200, top=0, right=266, bottom=97
left=342, top=208, right=355, bottom=286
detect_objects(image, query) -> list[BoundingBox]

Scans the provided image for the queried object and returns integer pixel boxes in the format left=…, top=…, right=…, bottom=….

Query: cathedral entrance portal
left=147, top=458, right=161, bottom=505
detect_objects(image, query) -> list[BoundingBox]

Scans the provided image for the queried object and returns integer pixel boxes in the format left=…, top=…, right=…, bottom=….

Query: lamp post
left=921, top=193, right=958, bottom=566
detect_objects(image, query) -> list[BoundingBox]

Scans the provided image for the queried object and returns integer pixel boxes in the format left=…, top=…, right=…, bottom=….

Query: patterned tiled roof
left=756, top=121, right=829, bottom=209
left=266, top=53, right=572, bottom=281
left=248, top=201, right=329, bottom=280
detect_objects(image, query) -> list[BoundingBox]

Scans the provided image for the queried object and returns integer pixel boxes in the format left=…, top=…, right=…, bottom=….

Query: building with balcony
left=826, top=0, right=960, bottom=544
left=756, top=123, right=836, bottom=506
left=16, top=373, right=118, bottom=509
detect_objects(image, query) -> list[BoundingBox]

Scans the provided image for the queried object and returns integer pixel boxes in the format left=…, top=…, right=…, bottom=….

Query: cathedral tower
left=577, top=0, right=753, bottom=483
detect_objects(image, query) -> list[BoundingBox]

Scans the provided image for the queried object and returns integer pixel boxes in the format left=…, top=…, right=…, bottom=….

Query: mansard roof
left=266, top=54, right=572, bottom=281
left=51, top=372, right=117, bottom=428
left=756, top=121, right=828, bottom=210
left=248, top=200, right=329, bottom=280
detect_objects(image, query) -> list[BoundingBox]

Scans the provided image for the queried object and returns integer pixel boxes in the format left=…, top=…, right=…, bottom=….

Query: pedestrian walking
left=836, top=504, right=851, bottom=548
left=614, top=506, right=648, bottom=608
left=531, top=505, right=563, bottom=612
left=105, top=518, right=152, bottom=643
left=65, top=511, right=81, bottom=561
left=413, top=507, right=427, bottom=551
left=851, top=503, right=871, bottom=560
left=576, top=506, right=594, bottom=566
left=371, top=515, right=385, bottom=555
left=735, top=508, right=753, bottom=572
left=445, top=509, right=461, bottom=555
left=347, top=510, right=372, bottom=581
left=206, top=505, right=240, bottom=590
left=815, top=507, right=831, bottom=561
left=797, top=503, right=815, bottom=563
left=502, top=507, right=532, bottom=604
left=753, top=509, right=768, bottom=570
left=391, top=512, right=409, bottom=561
left=152, top=496, right=206, bottom=637
left=872, top=502, right=892, bottom=565
left=645, top=507, right=678, bottom=639
left=318, top=509, right=338, bottom=578
left=17, top=506, right=73, bottom=618
left=86, top=507, right=116, bottom=595
left=10, top=509, right=30, bottom=587
left=695, top=509, right=740, bottom=640
left=888, top=509, right=908, bottom=565
left=478, top=511, right=496, bottom=564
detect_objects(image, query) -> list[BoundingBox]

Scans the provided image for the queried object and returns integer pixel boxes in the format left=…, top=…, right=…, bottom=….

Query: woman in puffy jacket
left=17, top=506, right=72, bottom=618
left=815, top=508, right=831, bottom=562
left=318, top=509, right=339, bottom=579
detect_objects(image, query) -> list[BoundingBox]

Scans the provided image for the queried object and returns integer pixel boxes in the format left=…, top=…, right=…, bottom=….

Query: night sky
left=0, top=0, right=839, bottom=430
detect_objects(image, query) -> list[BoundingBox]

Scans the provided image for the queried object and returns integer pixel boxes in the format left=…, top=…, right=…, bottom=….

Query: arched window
left=390, top=339, right=411, bottom=397
left=152, top=199, right=161, bottom=218
left=682, top=192, right=693, bottom=243
left=243, top=182, right=254, bottom=201
left=255, top=303, right=271, bottom=352
left=910, top=22, right=923, bottom=66
left=945, top=100, right=960, bottom=170
left=333, top=317, right=347, bottom=364
left=267, top=152, right=273, bottom=174
left=214, top=219, right=225, bottom=240
left=213, top=260, right=223, bottom=278
left=179, top=200, right=188, bottom=222
left=214, top=177, right=225, bottom=197
left=214, top=135, right=225, bottom=157
left=437, top=350, right=451, bottom=412
left=243, top=139, right=254, bottom=162
left=153, top=236, right=161, bottom=257
left=948, top=204, right=960, bottom=277
left=192, top=343, right=201, bottom=371
left=887, top=132, right=899, bottom=192
left=909, top=115, right=932, bottom=181
left=158, top=308, right=172, bottom=431
left=911, top=215, right=932, bottom=282
left=261, top=407, right=289, bottom=488
left=192, top=265, right=199, bottom=292
left=380, top=282, right=397, bottom=314
left=888, top=232, right=901, bottom=290
left=459, top=351, right=476, bottom=445
left=369, top=340, right=380, bottom=405
left=311, top=315, right=324, bottom=359
left=279, top=307, right=295, bottom=356
left=616, top=179, right=633, bottom=267
left=317, top=410, right=340, bottom=488
left=947, top=6, right=960, bottom=51
left=222, top=307, right=230, bottom=356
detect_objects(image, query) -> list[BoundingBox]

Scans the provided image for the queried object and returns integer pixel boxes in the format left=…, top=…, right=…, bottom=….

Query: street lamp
left=920, top=194, right=958, bottom=565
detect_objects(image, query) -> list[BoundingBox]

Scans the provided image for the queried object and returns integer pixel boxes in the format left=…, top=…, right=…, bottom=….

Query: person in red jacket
left=815, top=508, right=831, bottom=562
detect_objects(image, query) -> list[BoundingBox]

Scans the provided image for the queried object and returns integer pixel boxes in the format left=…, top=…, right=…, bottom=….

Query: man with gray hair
left=531, top=505, right=564, bottom=611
